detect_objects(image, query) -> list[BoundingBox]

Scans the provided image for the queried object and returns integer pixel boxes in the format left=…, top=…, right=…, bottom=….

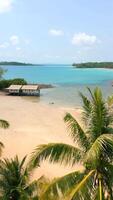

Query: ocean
left=2, top=65, right=113, bottom=107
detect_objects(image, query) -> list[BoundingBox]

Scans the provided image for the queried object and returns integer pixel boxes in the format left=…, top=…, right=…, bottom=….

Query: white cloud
left=0, top=42, right=9, bottom=48
left=72, top=32, right=98, bottom=46
left=10, top=35, right=19, bottom=45
left=0, top=0, right=14, bottom=13
left=16, top=47, right=21, bottom=51
left=49, top=29, right=64, bottom=36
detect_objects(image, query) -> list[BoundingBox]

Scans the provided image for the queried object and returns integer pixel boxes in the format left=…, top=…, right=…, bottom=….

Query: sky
left=0, top=0, right=113, bottom=64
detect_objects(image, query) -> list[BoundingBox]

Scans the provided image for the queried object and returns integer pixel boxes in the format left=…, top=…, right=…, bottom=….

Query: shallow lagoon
left=3, top=65, right=113, bottom=107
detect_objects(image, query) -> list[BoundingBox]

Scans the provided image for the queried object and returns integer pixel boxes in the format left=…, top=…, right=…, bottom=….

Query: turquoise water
left=2, top=65, right=113, bottom=107
left=3, top=65, right=113, bottom=85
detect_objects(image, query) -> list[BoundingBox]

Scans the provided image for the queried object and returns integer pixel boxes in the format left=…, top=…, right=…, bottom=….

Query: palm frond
left=41, top=171, right=85, bottom=200
left=101, top=162, right=113, bottom=193
left=99, top=178, right=102, bottom=200
left=91, top=184, right=102, bottom=200
left=0, top=119, right=9, bottom=129
left=79, top=92, right=92, bottom=124
left=66, top=170, right=95, bottom=200
left=85, top=134, right=113, bottom=168
left=0, top=142, right=4, bottom=157
left=37, top=176, right=50, bottom=198
left=20, top=155, right=27, bottom=169
left=31, top=196, right=39, bottom=200
left=64, top=113, right=89, bottom=150
left=86, top=88, right=112, bottom=140
left=30, top=143, right=83, bottom=168
left=107, top=95, right=113, bottom=107
left=30, top=195, right=40, bottom=200
left=0, top=156, right=38, bottom=199
left=87, top=87, right=102, bottom=103
left=24, top=180, right=38, bottom=196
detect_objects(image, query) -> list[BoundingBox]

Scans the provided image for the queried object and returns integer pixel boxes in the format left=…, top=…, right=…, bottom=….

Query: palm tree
left=30, top=87, right=113, bottom=200
left=0, top=119, right=9, bottom=156
left=0, top=155, right=39, bottom=200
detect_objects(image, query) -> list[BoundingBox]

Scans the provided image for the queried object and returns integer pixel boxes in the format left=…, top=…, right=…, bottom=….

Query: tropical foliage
left=0, top=155, right=39, bottom=200
left=0, top=119, right=9, bottom=156
left=0, top=78, right=27, bottom=90
left=73, top=62, right=113, bottom=69
left=0, top=67, right=7, bottom=80
left=30, top=87, right=113, bottom=200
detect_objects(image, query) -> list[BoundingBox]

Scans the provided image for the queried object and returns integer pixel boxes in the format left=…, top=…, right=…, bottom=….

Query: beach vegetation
left=73, top=62, right=113, bottom=69
left=0, top=119, right=9, bottom=156
left=0, top=78, right=27, bottom=90
left=30, top=87, right=113, bottom=199
left=107, top=95, right=113, bottom=107
left=0, top=67, right=7, bottom=80
left=0, top=155, right=39, bottom=200
left=0, top=61, right=35, bottom=66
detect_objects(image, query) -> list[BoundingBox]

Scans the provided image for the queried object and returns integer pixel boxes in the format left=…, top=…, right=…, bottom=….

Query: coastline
left=0, top=93, right=83, bottom=179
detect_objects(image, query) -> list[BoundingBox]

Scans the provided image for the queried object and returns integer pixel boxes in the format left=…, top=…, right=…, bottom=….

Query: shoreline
left=0, top=93, right=83, bottom=179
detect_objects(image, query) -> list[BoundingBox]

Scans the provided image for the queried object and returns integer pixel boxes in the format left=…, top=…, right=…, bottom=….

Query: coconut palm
left=30, top=87, right=113, bottom=200
left=0, top=119, right=9, bottom=156
left=0, top=155, right=39, bottom=200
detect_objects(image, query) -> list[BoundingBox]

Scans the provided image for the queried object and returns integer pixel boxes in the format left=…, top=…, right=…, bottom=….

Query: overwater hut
left=6, top=84, right=40, bottom=96
left=21, top=85, right=40, bottom=96
left=6, top=85, right=22, bottom=95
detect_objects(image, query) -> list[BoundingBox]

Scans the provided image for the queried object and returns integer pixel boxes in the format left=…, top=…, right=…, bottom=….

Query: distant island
left=0, top=62, right=40, bottom=66
left=72, top=62, right=113, bottom=69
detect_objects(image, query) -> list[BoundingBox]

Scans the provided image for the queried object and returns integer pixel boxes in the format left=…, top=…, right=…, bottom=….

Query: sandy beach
left=0, top=93, right=83, bottom=179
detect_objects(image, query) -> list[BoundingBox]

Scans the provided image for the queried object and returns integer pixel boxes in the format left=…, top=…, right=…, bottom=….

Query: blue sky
left=0, top=0, right=113, bottom=64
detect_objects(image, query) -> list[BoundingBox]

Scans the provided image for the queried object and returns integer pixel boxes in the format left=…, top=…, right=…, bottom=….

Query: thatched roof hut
left=6, top=84, right=40, bottom=96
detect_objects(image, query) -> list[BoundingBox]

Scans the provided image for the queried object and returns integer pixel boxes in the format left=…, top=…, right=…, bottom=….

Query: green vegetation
left=0, top=67, right=7, bottom=79
left=0, top=119, right=9, bottom=156
left=1, top=87, right=113, bottom=199
left=0, top=66, right=27, bottom=90
left=0, top=61, right=35, bottom=66
left=0, top=78, right=27, bottom=90
left=0, top=156, right=39, bottom=200
left=73, top=62, right=113, bottom=68
left=30, top=87, right=113, bottom=199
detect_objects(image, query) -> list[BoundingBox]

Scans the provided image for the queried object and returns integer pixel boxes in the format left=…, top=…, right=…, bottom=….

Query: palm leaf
left=64, top=113, right=89, bottom=150
left=31, top=196, right=39, bottom=200
left=85, top=134, right=113, bottom=168
left=87, top=87, right=101, bottom=103
left=99, top=178, right=102, bottom=200
left=0, top=156, right=38, bottom=199
left=107, top=95, right=113, bottom=107
left=30, top=143, right=83, bottom=168
left=41, top=171, right=85, bottom=200
left=0, top=142, right=4, bottom=157
left=24, top=180, right=38, bottom=196
left=101, top=162, right=113, bottom=198
left=87, top=88, right=112, bottom=140
left=66, top=170, right=95, bottom=200
left=79, top=92, right=92, bottom=124
left=0, top=119, right=9, bottom=129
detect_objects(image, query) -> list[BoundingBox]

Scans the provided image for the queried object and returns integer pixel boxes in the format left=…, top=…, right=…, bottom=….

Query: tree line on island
left=1, top=87, right=113, bottom=199
left=0, top=61, right=36, bottom=66
left=73, top=62, right=113, bottom=69
left=1, top=61, right=113, bottom=69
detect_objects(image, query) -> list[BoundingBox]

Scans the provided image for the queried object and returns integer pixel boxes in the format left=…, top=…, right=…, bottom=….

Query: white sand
left=0, top=94, right=83, bottom=179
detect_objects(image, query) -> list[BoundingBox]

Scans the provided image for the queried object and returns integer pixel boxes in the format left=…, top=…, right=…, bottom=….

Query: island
left=72, top=62, right=113, bottom=69
left=0, top=61, right=41, bottom=66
